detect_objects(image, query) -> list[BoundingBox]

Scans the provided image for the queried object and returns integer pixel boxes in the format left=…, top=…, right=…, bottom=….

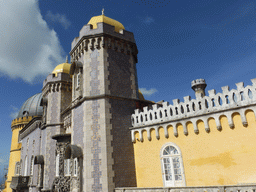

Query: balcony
left=10, top=176, right=29, bottom=191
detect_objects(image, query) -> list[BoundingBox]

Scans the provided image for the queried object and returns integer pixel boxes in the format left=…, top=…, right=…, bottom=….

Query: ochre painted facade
left=4, top=117, right=32, bottom=192
left=133, top=110, right=256, bottom=187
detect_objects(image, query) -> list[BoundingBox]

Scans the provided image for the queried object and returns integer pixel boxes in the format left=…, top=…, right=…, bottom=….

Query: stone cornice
left=70, top=35, right=138, bottom=63
left=60, top=94, right=153, bottom=116
left=19, top=117, right=42, bottom=141
left=42, top=81, right=72, bottom=97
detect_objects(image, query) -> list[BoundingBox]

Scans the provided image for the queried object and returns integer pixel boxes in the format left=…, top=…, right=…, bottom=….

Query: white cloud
left=46, top=11, right=71, bottom=29
left=0, top=0, right=65, bottom=83
left=10, top=105, right=19, bottom=119
left=140, top=88, right=158, bottom=96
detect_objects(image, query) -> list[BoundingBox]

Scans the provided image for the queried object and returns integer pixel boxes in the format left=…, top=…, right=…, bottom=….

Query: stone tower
left=191, top=79, right=207, bottom=99
left=40, top=62, right=72, bottom=190
left=69, top=13, right=140, bottom=192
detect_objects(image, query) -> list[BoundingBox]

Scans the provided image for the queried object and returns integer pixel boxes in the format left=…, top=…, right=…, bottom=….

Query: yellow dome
left=52, top=63, right=71, bottom=76
left=88, top=14, right=125, bottom=33
left=138, top=89, right=145, bottom=100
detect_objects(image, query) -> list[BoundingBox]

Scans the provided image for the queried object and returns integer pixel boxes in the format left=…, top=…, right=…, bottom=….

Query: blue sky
left=1, top=0, right=256, bottom=175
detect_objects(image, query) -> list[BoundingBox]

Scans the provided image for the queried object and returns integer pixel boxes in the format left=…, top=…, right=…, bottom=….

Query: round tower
left=4, top=93, right=43, bottom=192
left=191, top=79, right=207, bottom=99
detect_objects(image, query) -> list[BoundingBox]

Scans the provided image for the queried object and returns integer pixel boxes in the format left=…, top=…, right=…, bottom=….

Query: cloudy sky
left=1, top=0, right=256, bottom=175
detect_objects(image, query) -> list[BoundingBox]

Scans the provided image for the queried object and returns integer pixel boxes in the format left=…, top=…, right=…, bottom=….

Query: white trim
left=24, top=156, right=28, bottom=176
left=56, top=154, right=60, bottom=176
left=160, top=142, right=186, bottom=187
left=73, top=158, right=78, bottom=177
left=64, top=159, right=71, bottom=176
left=30, top=156, right=34, bottom=176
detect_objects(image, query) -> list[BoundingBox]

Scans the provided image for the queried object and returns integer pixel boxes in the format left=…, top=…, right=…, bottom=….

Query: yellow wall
left=133, top=110, right=256, bottom=187
left=4, top=117, right=31, bottom=192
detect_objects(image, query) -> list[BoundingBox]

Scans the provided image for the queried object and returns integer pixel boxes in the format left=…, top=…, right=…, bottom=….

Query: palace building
left=3, top=12, right=256, bottom=192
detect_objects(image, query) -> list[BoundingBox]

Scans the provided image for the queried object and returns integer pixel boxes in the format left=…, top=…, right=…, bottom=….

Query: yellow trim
left=11, top=116, right=32, bottom=127
left=88, top=15, right=125, bottom=33
left=138, top=89, right=145, bottom=100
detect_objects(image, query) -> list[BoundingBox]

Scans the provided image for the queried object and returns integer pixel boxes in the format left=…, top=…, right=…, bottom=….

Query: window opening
left=161, top=143, right=186, bottom=187
left=64, top=159, right=71, bottom=176
left=74, top=158, right=78, bottom=177
left=56, top=154, right=60, bottom=176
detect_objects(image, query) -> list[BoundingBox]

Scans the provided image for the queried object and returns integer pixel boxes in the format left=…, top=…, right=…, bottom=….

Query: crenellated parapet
left=70, top=22, right=138, bottom=62
left=11, top=116, right=33, bottom=128
left=131, top=78, right=256, bottom=142
left=42, top=73, right=72, bottom=96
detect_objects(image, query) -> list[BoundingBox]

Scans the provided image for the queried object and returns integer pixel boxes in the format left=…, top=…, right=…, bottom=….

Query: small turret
left=191, top=79, right=207, bottom=99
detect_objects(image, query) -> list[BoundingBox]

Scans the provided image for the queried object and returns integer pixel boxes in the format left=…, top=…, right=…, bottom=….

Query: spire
left=102, top=8, right=104, bottom=15
left=65, top=55, right=68, bottom=63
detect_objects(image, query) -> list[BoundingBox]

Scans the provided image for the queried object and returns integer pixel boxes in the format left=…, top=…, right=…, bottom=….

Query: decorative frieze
left=131, top=78, right=256, bottom=142
left=70, top=36, right=137, bottom=62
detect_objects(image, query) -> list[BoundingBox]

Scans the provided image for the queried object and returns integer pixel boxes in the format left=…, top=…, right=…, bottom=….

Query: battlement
left=131, top=78, right=256, bottom=129
left=71, top=22, right=135, bottom=51
left=191, top=78, right=206, bottom=88
left=11, top=116, right=33, bottom=127
left=43, top=72, right=72, bottom=87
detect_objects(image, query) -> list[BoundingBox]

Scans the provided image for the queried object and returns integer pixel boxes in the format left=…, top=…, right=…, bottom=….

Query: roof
left=16, top=93, right=43, bottom=119
left=87, top=14, right=125, bottom=33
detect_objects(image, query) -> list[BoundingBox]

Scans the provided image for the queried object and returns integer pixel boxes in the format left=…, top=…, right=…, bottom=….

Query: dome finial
left=102, top=8, right=104, bottom=15
left=65, top=55, right=68, bottom=63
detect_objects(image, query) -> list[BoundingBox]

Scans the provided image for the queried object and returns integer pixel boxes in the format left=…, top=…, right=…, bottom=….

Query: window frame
left=76, top=72, right=81, bottom=90
left=15, top=162, right=20, bottom=175
left=160, top=142, right=186, bottom=187
left=24, top=156, right=28, bottom=176
left=73, top=158, right=78, bottom=177
left=30, top=156, right=34, bottom=176
left=64, top=159, right=71, bottom=176
left=56, top=154, right=60, bottom=177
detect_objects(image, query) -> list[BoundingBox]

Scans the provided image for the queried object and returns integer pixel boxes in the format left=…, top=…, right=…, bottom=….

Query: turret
left=191, top=79, right=207, bottom=99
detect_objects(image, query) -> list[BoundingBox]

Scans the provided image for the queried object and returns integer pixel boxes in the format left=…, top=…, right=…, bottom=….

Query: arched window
left=64, top=159, right=71, bottom=176
left=19, top=160, right=22, bottom=175
left=73, top=158, right=78, bottom=177
left=15, top=162, right=20, bottom=175
left=56, top=154, right=59, bottom=176
left=30, top=156, right=34, bottom=176
left=160, top=143, right=186, bottom=187
left=24, top=156, right=28, bottom=176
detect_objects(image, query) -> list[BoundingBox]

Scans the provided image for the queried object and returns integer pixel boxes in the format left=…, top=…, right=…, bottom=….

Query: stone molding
left=131, top=78, right=256, bottom=142
left=70, top=36, right=138, bottom=63
left=42, top=82, right=72, bottom=97
left=19, top=117, right=42, bottom=141
left=115, top=184, right=256, bottom=192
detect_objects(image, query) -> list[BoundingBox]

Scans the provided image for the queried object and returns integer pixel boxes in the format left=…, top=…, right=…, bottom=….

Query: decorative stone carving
left=52, top=140, right=71, bottom=191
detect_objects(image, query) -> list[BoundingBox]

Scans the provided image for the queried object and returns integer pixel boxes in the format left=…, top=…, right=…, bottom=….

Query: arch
left=133, top=131, right=139, bottom=142
left=30, top=156, right=34, bottom=176
left=231, top=112, right=242, bottom=128
left=34, top=155, right=44, bottom=164
left=73, top=158, right=78, bottom=177
left=196, top=119, right=205, bottom=134
left=15, top=162, right=20, bottom=175
left=56, top=154, right=60, bottom=177
left=185, top=121, right=193, bottom=135
left=176, top=123, right=183, bottom=136
left=245, top=109, right=256, bottom=123
left=160, top=143, right=186, bottom=187
left=64, top=145, right=83, bottom=159
left=24, top=156, right=28, bottom=176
